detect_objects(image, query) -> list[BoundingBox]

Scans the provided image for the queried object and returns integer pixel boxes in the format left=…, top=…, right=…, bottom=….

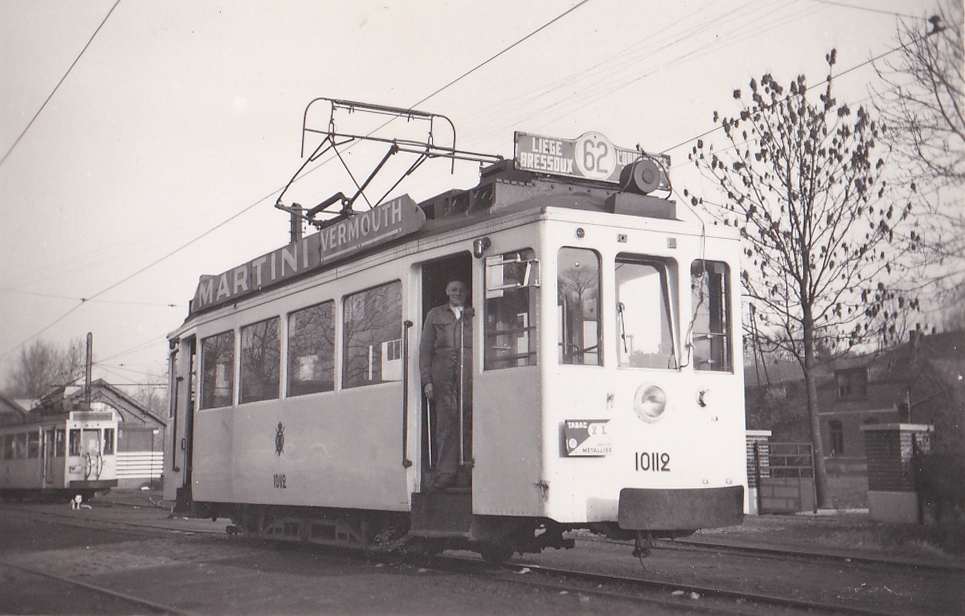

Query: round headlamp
left=633, top=384, right=667, bottom=422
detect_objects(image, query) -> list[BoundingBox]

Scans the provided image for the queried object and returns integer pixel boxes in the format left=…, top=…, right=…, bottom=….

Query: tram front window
left=485, top=249, right=538, bottom=370
left=558, top=247, right=601, bottom=365
left=691, top=260, right=732, bottom=372
left=615, top=256, right=677, bottom=369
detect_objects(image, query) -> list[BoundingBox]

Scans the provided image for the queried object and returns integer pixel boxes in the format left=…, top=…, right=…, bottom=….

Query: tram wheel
left=478, top=542, right=514, bottom=564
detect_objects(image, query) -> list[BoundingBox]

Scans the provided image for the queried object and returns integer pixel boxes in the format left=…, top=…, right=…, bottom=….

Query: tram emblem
left=275, top=422, right=285, bottom=456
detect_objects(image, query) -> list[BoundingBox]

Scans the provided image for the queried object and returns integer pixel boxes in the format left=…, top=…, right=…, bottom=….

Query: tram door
left=43, top=428, right=55, bottom=487
left=420, top=253, right=473, bottom=491
left=164, top=336, right=196, bottom=509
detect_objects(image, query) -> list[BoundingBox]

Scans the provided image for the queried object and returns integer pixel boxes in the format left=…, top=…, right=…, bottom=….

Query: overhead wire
left=3, top=0, right=932, bottom=368
left=3, top=0, right=595, bottom=366
left=0, top=0, right=120, bottom=169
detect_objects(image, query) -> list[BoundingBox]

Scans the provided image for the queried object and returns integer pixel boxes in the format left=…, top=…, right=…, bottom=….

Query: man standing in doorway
left=419, top=279, right=472, bottom=491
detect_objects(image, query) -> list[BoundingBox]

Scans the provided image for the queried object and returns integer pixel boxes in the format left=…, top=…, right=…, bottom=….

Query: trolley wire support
left=275, top=97, right=502, bottom=229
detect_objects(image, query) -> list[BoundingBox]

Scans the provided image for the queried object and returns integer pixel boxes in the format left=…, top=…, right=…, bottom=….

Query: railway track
left=2, top=501, right=958, bottom=615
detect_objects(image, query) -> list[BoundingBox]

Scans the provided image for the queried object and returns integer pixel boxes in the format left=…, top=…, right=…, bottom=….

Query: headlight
left=633, top=384, right=667, bottom=422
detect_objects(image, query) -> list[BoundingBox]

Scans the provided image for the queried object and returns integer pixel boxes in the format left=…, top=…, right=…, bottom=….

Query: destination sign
left=191, top=194, right=425, bottom=314
left=514, top=131, right=669, bottom=187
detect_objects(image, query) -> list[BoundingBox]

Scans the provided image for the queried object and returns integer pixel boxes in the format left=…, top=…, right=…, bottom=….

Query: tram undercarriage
left=193, top=497, right=576, bottom=562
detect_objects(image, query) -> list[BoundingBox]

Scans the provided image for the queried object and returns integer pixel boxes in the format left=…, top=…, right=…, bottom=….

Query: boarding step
left=409, top=489, right=472, bottom=537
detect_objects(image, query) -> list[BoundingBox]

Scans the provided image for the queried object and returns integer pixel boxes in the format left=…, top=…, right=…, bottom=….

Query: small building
left=30, top=379, right=167, bottom=489
left=0, top=395, right=28, bottom=426
left=818, top=330, right=965, bottom=476
left=745, top=330, right=964, bottom=508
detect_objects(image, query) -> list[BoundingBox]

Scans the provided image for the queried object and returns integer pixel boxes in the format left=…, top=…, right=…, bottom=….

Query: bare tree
left=687, top=52, right=912, bottom=507
left=873, top=0, right=964, bottom=311
left=5, top=338, right=87, bottom=399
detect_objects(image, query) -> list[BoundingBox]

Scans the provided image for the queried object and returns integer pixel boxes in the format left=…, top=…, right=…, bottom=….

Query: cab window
left=690, top=260, right=732, bottom=372
left=615, top=255, right=677, bottom=369
left=485, top=249, right=539, bottom=370
left=558, top=247, right=601, bottom=365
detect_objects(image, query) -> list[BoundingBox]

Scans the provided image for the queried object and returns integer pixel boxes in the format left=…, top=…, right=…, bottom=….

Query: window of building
left=485, top=249, right=539, bottom=370
left=288, top=301, right=335, bottom=396
left=201, top=330, right=235, bottom=409
left=240, top=317, right=281, bottom=404
left=558, top=247, right=602, bottom=366
left=835, top=369, right=868, bottom=400
left=2, top=434, right=13, bottom=460
left=829, top=420, right=844, bottom=456
left=615, top=255, right=677, bottom=369
left=343, top=281, right=402, bottom=388
left=690, top=260, right=731, bottom=372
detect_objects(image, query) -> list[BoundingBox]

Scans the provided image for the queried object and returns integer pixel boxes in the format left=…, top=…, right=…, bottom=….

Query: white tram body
left=1, top=411, right=118, bottom=499
left=165, top=117, right=745, bottom=559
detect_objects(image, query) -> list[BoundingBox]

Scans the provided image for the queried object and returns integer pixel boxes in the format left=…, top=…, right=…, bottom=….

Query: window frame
left=342, top=280, right=404, bottom=389
left=239, top=316, right=282, bottom=405
left=200, top=330, right=236, bottom=409
left=614, top=253, right=679, bottom=370
left=557, top=246, right=602, bottom=366
left=288, top=300, right=337, bottom=397
left=484, top=248, right=539, bottom=371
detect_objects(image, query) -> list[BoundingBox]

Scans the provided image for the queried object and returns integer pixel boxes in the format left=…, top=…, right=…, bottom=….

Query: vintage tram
left=1, top=410, right=118, bottom=500
left=164, top=99, right=746, bottom=560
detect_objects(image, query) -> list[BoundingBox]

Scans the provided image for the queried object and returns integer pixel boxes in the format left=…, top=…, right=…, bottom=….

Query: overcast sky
left=0, top=0, right=945, bottom=393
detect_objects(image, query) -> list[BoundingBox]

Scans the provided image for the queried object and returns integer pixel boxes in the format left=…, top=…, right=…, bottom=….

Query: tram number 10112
left=635, top=451, right=671, bottom=472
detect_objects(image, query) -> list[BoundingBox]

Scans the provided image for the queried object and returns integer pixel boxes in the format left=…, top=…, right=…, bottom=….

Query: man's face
left=446, top=281, right=467, bottom=307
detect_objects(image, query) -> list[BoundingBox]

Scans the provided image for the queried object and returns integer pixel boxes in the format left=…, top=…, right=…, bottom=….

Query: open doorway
left=419, top=252, right=473, bottom=492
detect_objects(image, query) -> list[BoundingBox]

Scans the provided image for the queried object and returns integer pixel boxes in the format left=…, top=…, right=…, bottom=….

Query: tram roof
left=181, top=160, right=696, bottom=320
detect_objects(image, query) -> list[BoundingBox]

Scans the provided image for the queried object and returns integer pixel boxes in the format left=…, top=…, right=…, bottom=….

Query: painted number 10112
left=635, top=451, right=671, bottom=472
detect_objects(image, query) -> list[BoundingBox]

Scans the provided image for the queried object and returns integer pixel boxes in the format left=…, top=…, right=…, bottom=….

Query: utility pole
left=85, top=332, right=93, bottom=406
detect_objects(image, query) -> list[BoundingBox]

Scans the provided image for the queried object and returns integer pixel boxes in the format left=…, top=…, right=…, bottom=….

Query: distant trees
left=873, top=0, right=964, bottom=317
left=688, top=52, right=910, bottom=507
left=4, top=338, right=86, bottom=399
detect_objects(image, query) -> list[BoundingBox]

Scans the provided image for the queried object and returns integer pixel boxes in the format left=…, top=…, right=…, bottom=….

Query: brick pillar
left=861, top=423, right=933, bottom=523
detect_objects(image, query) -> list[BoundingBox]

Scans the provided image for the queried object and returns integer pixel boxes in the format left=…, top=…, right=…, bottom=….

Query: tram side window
left=14, top=433, right=27, bottom=459
left=690, top=260, right=732, bottom=372
left=27, top=432, right=40, bottom=458
left=343, top=281, right=402, bottom=388
left=201, top=330, right=235, bottom=409
left=55, top=429, right=66, bottom=457
left=69, top=429, right=81, bottom=456
left=288, top=301, right=335, bottom=396
left=485, top=249, right=539, bottom=370
left=558, top=247, right=602, bottom=366
left=103, top=428, right=115, bottom=455
left=615, top=255, right=677, bottom=369
left=240, top=317, right=281, bottom=404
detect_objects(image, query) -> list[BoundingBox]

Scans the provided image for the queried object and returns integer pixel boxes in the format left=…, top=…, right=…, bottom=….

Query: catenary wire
left=0, top=1, right=120, bottom=168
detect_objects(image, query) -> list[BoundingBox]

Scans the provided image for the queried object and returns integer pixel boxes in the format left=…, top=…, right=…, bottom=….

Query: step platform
left=409, top=488, right=472, bottom=537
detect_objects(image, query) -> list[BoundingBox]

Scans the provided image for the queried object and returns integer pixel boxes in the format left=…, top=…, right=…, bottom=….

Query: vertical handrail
left=458, top=315, right=466, bottom=465
left=401, top=320, right=413, bottom=468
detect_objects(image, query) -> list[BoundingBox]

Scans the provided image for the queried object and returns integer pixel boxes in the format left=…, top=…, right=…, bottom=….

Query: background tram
left=164, top=102, right=746, bottom=560
left=0, top=410, right=118, bottom=500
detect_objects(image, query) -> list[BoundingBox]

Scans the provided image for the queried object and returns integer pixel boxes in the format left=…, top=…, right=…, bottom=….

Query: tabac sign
left=514, top=131, right=670, bottom=186
left=191, top=194, right=425, bottom=314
